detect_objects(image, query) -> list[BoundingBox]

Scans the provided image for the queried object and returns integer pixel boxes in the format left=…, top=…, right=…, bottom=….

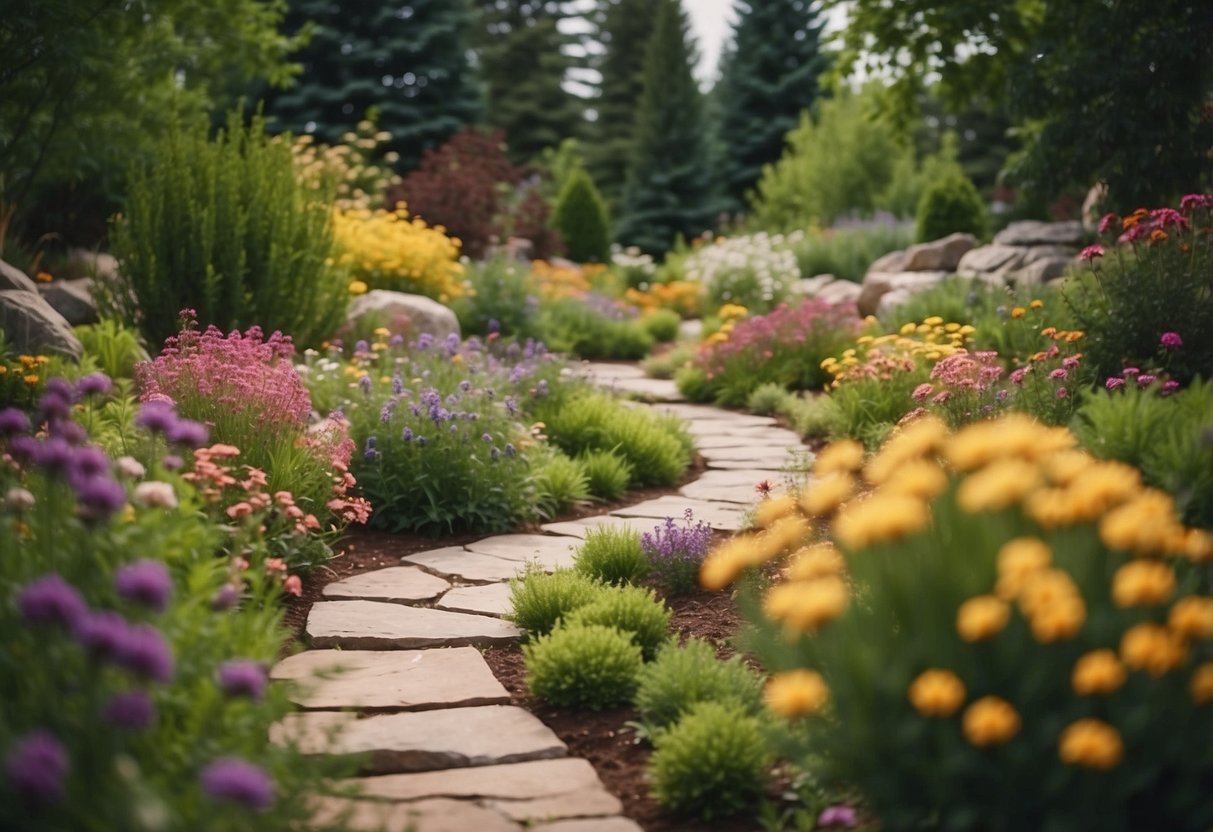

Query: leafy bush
left=747, top=383, right=792, bottom=416
left=574, top=526, right=649, bottom=585
left=533, top=452, right=591, bottom=518
left=537, top=295, right=654, bottom=360
left=642, top=342, right=695, bottom=381
left=641, top=510, right=714, bottom=595
left=915, top=172, right=989, bottom=242
left=108, top=112, right=348, bottom=349
left=566, top=585, right=671, bottom=660
left=786, top=223, right=915, bottom=284
left=702, top=414, right=1213, bottom=830
left=642, top=309, right=682, bottom=343
left=75, top=320, right=148, bottom=381
left=524, top=623, right=644, bottom=710
left=577, top=449, right=633, bottom=501
left=452, top=257, right=539, bottom=339
left=550, top=169, right=612, bottom=263
left=682, top=233, right=799, bottom=314
left=635, top=638, right=764, bottom=731
left=648, top=702, right=771, bottom=820
left=331, top=205, right=464, bottom=301
left=508, top=567, right=604, bottom=639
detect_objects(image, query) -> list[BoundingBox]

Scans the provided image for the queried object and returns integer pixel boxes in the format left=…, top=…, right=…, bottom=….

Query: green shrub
left=550, top=169, right=612, bottom=263
left=524, top=624, right=644, bottom=710
left=508, top=567, right=604, bottom=638
left=787, top=224, right=915, bottom=284
left=648, top=702, right=771, bottom=820
left=566, top=585, right=670, bottom=660
left=452, top=257, right=539, bottom=338
left=574, top=526, right=649, bottom=585
left=642, top=342, right=695, bottom=380
left=537, top=297, right=654, bottom=360
left=533, top=452, right=591, bottom=518
left=75, top=319, right=149, bottom=381
left=642, top=309, right=682, bottom=343
left=107, top=111, right=348, bottom=349
left=915, top=172, right=989, bottom=243
left=577, top=449, right=633, bottom=501
left=746, top=383, right=792, bottom=416
left=674, top=365, right=715, bottom=403
left=635, top=638, right=765, bottom=731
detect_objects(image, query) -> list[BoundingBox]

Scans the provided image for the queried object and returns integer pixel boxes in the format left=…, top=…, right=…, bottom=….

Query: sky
left=685, top=0, right=737, bottom=87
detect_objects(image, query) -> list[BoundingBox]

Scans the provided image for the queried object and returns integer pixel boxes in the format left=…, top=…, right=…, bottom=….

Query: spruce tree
left=584, top=0, right=664, bottom=208
left=616, top=0, right=717, bottom=256
left=715, top=0, right=829, bottom=215
left=263, top=0, right=483, bottom=171
left=476, top=2, right=584, bottom=164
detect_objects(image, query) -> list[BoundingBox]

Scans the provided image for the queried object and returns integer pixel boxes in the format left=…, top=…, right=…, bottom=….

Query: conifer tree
left=616, top=0, right=717, bottom=255
left=551, top=169, right=612, bottom=262
left=715, top=0, right=829, bottom=214
left=263, top=0, right=483, bottom=171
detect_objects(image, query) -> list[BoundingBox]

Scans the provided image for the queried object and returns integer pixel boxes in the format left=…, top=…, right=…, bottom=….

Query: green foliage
left=673, top=365, right=715, bottom=404
left=537, top=297, right=654, bottom=360
left=532, top=452, right=591, bottom=517
left=616, top=0, right=719, bottom=255
left=643, top=342, right=695, bottom=380
left=577, top=449, right=634, bottom=501
left=642, top=309, right=682, bottom=343
left=566, top=585, right=671, bottom=660
left=747, top=383, right=792, bottom=417
left=452, top=257, right=538, bottom=338
left=75, top=320, right=149, bottom=382
left=574, top=527, right=650, bottom=586
left=649, top=701, right=771, bottom=820
left=635, top=638, right=765, bottom=731
left=786, top=224, right=915, bottom=284
left=107, top=112, right=348, bottom=349
left=550, top=169, right=612, bottom=262
left=508, top=567, right=604, bottom=639
left=915, top=172, right=989, bottom=242
left=524, top=623, right=644, bottom=709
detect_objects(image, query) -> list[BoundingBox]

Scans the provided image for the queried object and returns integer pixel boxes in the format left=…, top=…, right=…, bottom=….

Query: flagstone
left=464, top=534, right=578, bottom=571
left=270, top=648, right=508, bottom=710
left=580, top=362, right=647, bottom=380
left=402, top=547, right=531, bottom=583
left=274, top=706, right=566, bottom=773
left=597, top=376, right=684, bottom=401
left=322, top=566, right=450, bottom=603
left=437, top=583, right=513, bottom=617
left=707, top=455, right=811, bottom=471
left=540, top=515, right=643, bottom=539
left=531, top=819, right=645, bottom=832
left=649, top=403, right=777, bottom=425
left=692, top=430, right=803, bottom=449
left=611, top=496, right=746, bottom=531
left=310, top=796, right=523, bottom=832
left=306, top=600, right=520, bottom=649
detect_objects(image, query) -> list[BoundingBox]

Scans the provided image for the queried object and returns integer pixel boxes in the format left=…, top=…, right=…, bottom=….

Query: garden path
left=271, top=363, right=811, bottom=832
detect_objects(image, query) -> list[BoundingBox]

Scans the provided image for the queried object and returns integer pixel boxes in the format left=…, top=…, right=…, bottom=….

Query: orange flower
left=962, top=697, right=1020, bottom=747
left=908, top=669, right=966, bottom=717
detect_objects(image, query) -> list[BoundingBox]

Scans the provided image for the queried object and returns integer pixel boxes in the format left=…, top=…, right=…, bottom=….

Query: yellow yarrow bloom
left=1071, top=650, right=1127, bottom=696
left=908, top=669, right=966, bottom=717
left=956, top=458, right=1041, bottom=513
left=1121, top=622, right=1188, bottom=676
left=833, top=493, right=930, bottom=551
left=1191, top=663, right=1213, bottom=705
left=1111, top=560, right=1176, bottom=607
left=1059, top=719, right=1123, bottom=770
left=995, top=537, right=1052, bottom=600
left=1168, top=596, right=1213, bottom=640
left=800, top=473, right=855, bottom=517
left=865, top=416, right=948, bottom=484
left=764, top=670, right=830, bottom=717
left=754, top=495, right=799, bottom=528
left=700, top=537, right=762, bottom=591
left=763, top=576, right=849, bottom=635
left=882, top=459, right=949, bottom=501
left=956, top=595, right=1010, bottom=642
left=1028, top=594, right=1086, bottom=643
left=348, top=280, right=369, bottom=295
left=786, top=543, right=846, bottom=581
left=1043, top=450, right=1095, bottom=485
left=962, top=696, right=1021, bottom=747
left=812, top=439, right=865, bottom=477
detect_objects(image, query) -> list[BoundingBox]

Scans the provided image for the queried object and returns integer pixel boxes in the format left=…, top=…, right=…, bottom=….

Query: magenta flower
left=1048, top=368, right=1068, bottom=381
left=911, top=383, right=934, bottom=402
left=1161, top=380, right=1181, bottom=396
left=76, top=610, right=131, bottom=659
left=1106, top=377, right=1126, bottom=391
left=1056, top=387, right=1068, bottom=399
left=1179, top=193, right=1212, bottom=213
left=1137, top=374, right=1157, bottom=386
left=1160, top=331, right=1183, bottom=349
left=116, top=624, right=174, bottom=683
left=1009, top=368, right=1028, bottom=385
left=18, top=575, right=88, bottom=631
left=1121, top=367, right=1140, bottom=377
left=200, top=758, right=275, bottom=811
left=818, top=804, right=858, bottom=828
left=1079, top=244, right=1105, bottom=261
left=1097, top=213, right=1119, bottom=234
left=75, top=373, right=113, bottom=398
left=4, top=731, right=68, bottom=805
left=217, top=660, right=268, bottom=701
left=0, top=407, right=30, bottom=437
left=103, top=690, right=155, bottom=731
left=115, top=560, right=173, bottom=612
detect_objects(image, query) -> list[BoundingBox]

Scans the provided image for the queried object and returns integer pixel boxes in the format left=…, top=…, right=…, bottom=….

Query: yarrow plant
left=642, top=509, right=714, bottom=595
left=683, top=232, right=801, bottom=314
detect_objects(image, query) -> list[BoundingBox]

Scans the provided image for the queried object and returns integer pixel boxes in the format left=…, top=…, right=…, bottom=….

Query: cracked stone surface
left=531, top=819, right=645, bottom=832
left=402, top=547, right=532, bottom=583
left=540, top=515, right=643, bottom=539
left=311, top=797, right=523, bottom=832
left=437, top=583, right=513, bottom=617
left=611, top=496, right=746, bottom=531
left=322, top=566, right=450, bottom=603
left=650, top=403, right=777, bottom=425
left=463, top=534, right=578, bottom=571
left=270, top=648, right=509, bottom=710
left=596, top=377, right=684, bottom=401
left=274, top=706, right=566, bottom=773
left=307, top=600, right=520, bottom=649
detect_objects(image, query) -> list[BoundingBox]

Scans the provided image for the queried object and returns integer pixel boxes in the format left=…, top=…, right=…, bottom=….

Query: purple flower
left=504, top=443, right=516, bottom=458
left=487, top=318, right=500, bottom=334
left=416, top=435, right=429, bottom=447
left=818, top=804, right=858, bottom=828
left=1137, top=374, right=1157, bottom=387
left=358, top=374, right=372, bottom=395
left=166, top=419, right=209, bottom=448
left=103, top=690, right=155, bottom=731
left=211, top=584, right=242, bottom=611
left=389, top=334, right=404, bottom=347
left=134, top=401, right=178, bottom=435
left=1160, top=331, right=1183, bottom=349
left=1161, top=380, right=1181, bottom=396
left=50, top=419, right=87, bottom=445
left=75, top=373, right=113, bottom=398
left=199, top=758, right=275, bottom=811
left=481, top=432, right=493, bottom=443
left=115, top=560, right=173, bottom=612
left=18, top=575, right=88, bottom=631
left=354, top=339, right=369, bottom=354
left=116, top=624, right=174, bottom=682
left=37, top=388, right=72, bottom=424
left=391, top=374, right=404, bottom=395
left=32, top=437, right=74, bottom=476
left=76, top=610, right=130, bottom=659
left=70, top=445, right=110, bottom=479
left=0, top=407, right=30, bottom=437
left=162, top=454, right=184, bottom=471
left=4, top=731, right=68, bottom=805
left=401, top=427, right=413, bottom=442
left=417, top=333, right=434, bottom=351
left=217, top=660, right=267, bottom=701
left=73, top=475, right=127, bottom=519
left=1106, top=377, right=1126, bottom=391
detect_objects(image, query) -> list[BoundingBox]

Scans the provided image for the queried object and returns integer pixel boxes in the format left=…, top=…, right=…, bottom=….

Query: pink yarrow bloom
left=1079, top=244, right=1105, bottom=261
left=1160, top=331, right=1183, bottom=349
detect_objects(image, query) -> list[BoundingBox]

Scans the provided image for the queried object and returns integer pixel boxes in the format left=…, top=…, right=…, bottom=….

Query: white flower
left=4, top=487, right=35, bottom=512
left=133, top=481, right=178, bottom=509
left=115, top=456, right=146, bottom=480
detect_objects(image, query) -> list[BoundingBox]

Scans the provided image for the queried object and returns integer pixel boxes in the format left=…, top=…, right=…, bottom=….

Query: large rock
left=813, top=279, right=863, bottom=306
left=0, top=289, right=83, bottom=360
left=0, top=259, right=38, bottom=292
left=865, top=249, right=909, bottom=277
left=857, top=271, right=949, bottom=317
left=901, top=233, right=978, bottom=272
left=956, top=245, right=1027, bottom=277
left=1008, top=256, right=1074, bottom=287
left=993, top=220, right=1086, bottom=247
left=1022, top=244, right=1078, bottom=265
left=347, top=290, right=460, bottom=341
left=37, top=279, right=98, bottom=326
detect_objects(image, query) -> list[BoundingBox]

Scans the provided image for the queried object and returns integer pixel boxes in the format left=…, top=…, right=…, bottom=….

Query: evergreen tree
left=715, top=0, right=829, bottom=215
left=551, top=168, right=612, bottom=262
left=263, top=0, right=482, bottom=172
left=616, top=0, right=717, bottom=255
left=584, top=0, right=664, bottom=207
left=476, top=1, right=584, bottom=164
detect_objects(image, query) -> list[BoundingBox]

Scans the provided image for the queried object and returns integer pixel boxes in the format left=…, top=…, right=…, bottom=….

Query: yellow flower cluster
left=530, top=260, right=594, bottom=300
left=764, top=669, right=830, bottom=718
left=331, top=205, right=464, bottom=302
left=624, top=280, right=704, bottom=318
left=820, top=317, right=973, bottom=389
left=290, top=120, right=401, bottom=210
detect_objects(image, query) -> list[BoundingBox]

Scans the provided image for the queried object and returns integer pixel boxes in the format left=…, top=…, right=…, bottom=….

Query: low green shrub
left=642, top=309, right=682, bottom=343
left=537, top=296, right=654, bottom=360
left=75, top=319, right=149, bottom=381
left=635, top=638, right=765, bottom=731
left=915, top=172, right=988, bottom=242
left=452, top=257, right=538, bottom=338
left=673, top=364, right=714, bottom=403
left=642, top=342, right=695, bottom=380
left=566, top=585, right=671, bottom=660
left=508, top=567, right=603, bottom=638
left=574, top=526, right=649, bottom=585
left=648, top=702, right=771, bottom=820
left=746, top=383, right=792, bottom=416
left=550, top=169, right=612, bottom=263
left=787, top=224, right=915, bottom=285
left=533, top=452, right=591, bottom=518
left=577, top=449, right=633, bottom=501
left=524, top=624, right=644, bottom=710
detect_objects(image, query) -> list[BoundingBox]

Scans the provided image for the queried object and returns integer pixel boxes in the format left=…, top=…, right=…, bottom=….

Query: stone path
left=272, top=361, right=813, bottom=831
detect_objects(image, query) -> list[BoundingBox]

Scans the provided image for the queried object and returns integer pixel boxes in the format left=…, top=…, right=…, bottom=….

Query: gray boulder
left=956, top=245, right=1027, bottom=276
left=864, top=248, right=909, bottom=277
left=1008, top=257, right=1074, bottom=287
left=0, top=259, right=38, bottom=293
left=1022, top=245, right=1078, bottom=265
left=0, top=289, right=83, bottom=360
left=813, top=279, right=863, bottom=307
left=791, top=274, right=836, bottom=296
left=857, top=271, right=949, bottom=318
left=347, top=290, right=460, bottom=341
left=38, top=279, right=98, bottom=326
left=993, top=220, right=1085, bottom=247
left=902, top=233, right=978, bottom=272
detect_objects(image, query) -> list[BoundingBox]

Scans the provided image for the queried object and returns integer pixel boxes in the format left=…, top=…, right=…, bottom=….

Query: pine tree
left=476, top=1, right=584, bottom=164
left=263, top=0, right=483, bottom=172
left=715, top=0, right=829, bottom=215
left=551, top=169, right=612, bottom=262
left=616, top=0, right=717, bottom=255
left=584, top=0, right=664, bottom=208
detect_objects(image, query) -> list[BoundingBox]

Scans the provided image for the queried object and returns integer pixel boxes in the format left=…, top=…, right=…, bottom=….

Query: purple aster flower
left=73, top=475, right=127, bottom=519
left=391, top=374, right=404, bottom=395
left=211, top=584, right=241, bottom=611
left=116, top=624, right=174, bottom=682
left=1160, top=331, right=1183, bottom=349
left=416, top=333, right=434, bottom=351
left=199, top=758, right=275, bottom=811
left=217, top=660, right=267, bottom=701
left=358, top=374, right=372, bottom=395
left=401, top=427, right=413, bottom=442
left=4, top=731, right=68, bottom=805
left=115, top=560, right=173, bottom=612
left=75, top=373, right=113, bottom=398
left=18, top=575, right=88, bottom=630
left=389, top=334, right=404, bottom=347
left=70, top=445, right=110, bottom=479
left=481, top=432, right=493, bottom=443
left=354, top=339, right=369, bottom=354
left=134, top=401, right=177, bottom=435
left=0, top=407, right=30, bottom=437
left=818, top=804, right=858, bottom=828
left=103, top=690, right=155, bottom=731
left=166, top=419, right=208, bottom=448
left=75, top=610, right=130, bottom=659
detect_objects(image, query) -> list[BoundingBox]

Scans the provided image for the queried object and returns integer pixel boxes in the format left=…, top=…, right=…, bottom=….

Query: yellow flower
left=1121, top=623, right=1188, bottom=676
left=1010, top=307, right=1026, bottom=318
left=1071, top=650, right=1126, bottom=696
left=754, top=495, right=799, bottom=528
left=35, top=271, right=53, bottom=283
left=764, top=670, right=830, bottom=717
left=1191, top=663, right=1213, bottom=705
left=373, top=327, right=390, bottom=336
left=1182, top=529, right=1213, bottom=563
left=962, top=696, right=1020, bottom=747
left=763, top=576, right=849, bottom=635
left=1029, top=299, right=1044, bottom=309
left=899, top=322, right=917, bottom=335
left=1028, top=594, right=1086, bottom=643
left=1111, top=560, right=1176, bottom=607
left=786, top=543, right=846, bottom=581
left=864, top=416, right=949, bottom=484
left=882, top=459, right=949, bottom=501
left=1043, top=450, right=1094, bottom=486
left=1099, top=490, right=1185, bottom=555
left=832, top=493, right=930, bottom=551
left=956, top=595, right=1010, bottom=642
left=908, top=669, right=966, bottom=717
left=800, top=473, right=855, bottom=517
left=348, top=280, right=369, bottom=295
left=700, top=537, right=762, bottom=590
left=812, top=439, right=865, bottom=477
left=996, top=537, right=1052, bottom=600
left=766, top=514, right=811, bottom=554
left=1059, top=719, right=1123, bottom=770
left=956, top=458, right=1041, bottom=513
left=922, top=315, right=944, bottom=326
left=1168, top=596, right=1213, bottom=639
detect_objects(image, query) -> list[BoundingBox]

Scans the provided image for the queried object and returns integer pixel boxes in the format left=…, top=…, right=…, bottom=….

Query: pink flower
left=1079, top=244, right=1105, bottom=261
left=283, top=575, right=303, bottom=597
left=1009, top=368, right=1028, bottom=385
left=1106, top=377, right=1125, bottom=391
left=931, top=390, right=952, bottom=404
left=911, top=383, right=934, bottom=401
left=1161, top=380, right=1181, bottom=396
left=225, top=502, right=253, bottom=519
left=1160, top=331, right=1183, bottom=349
left=264, top=558, right=286, bottom=574
left=1121, top=367, right=1140, bottom=377
left=1097, top=213, right=1119, bottom=234
left=1150, top=207, right=1189, bottom=229
left=1048, top=368, right=1068, bottom=380
left=1137, top=374, right=1157, bottom=386
left=1179, top=193, right=1213, bottom=213
left=1056, top=387, right=1068, bottom=399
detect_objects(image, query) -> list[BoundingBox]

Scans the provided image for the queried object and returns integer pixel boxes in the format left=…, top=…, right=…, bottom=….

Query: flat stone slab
left=323, top=566, right=451, bottom=603
left=274, top=705, right=567, bottom=773
left=700, top=444, right=801, bottom=463
left=347, top=758, right=620, bottom=822
left=611, top=496, right=745, bottom=531
left=270, top=648, right=509, bottom=710
left=540, top=515, right=643, bottom=539
left=437, top=583, right=513, bottom=617
left=532, top=819, right=645, bottom=832
left=650, top=403, right=776, bottom=425
left=311, top=796, right=523, bottom=832
left=707, top=454, right=811, bottom=471
left=403, top=547, right=531, bottom=583
left=598, top=377, right=684, bottom=402
left=692, top=429, right=803, bottom=449
left=580, top=362, right=647, bottom=380
left=307, top=601, right=520, bottom=649
left=464, top=535, right=578, bottom=571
